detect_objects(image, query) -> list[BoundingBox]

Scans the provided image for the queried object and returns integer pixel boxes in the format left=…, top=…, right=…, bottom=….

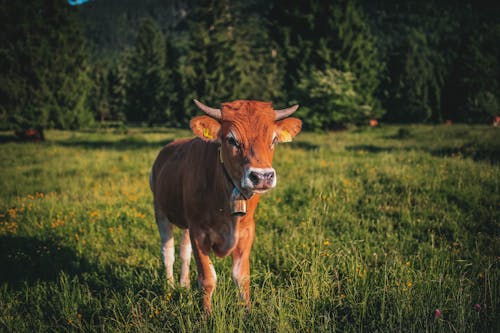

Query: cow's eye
left=271, top=136, right=278, bottom=149
left=227, top=137, right=239, bottom=148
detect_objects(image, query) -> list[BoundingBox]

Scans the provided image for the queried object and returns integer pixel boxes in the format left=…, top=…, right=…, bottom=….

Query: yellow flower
left=8, top=208, right=17, bottom=219
left=407, top=281, right=412, bottom=288
left=405, top=261, right=411, bottom=267
left=323, top=240, right=330, bottom=246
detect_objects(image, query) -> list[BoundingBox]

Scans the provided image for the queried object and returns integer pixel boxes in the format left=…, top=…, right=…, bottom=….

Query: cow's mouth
left=250, top=187, right=273, bottom=194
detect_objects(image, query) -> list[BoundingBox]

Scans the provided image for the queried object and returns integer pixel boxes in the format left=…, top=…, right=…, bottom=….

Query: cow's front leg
left=191, top=235, right=217, bottom=313
left=232, top=224, right=255, bottom=309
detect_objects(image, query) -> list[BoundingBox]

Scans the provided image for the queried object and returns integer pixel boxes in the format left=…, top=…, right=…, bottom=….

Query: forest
left=1, top=0, right=499, bottom=133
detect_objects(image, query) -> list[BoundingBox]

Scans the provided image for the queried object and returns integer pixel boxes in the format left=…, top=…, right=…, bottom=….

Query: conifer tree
left=269, top=0, right=383, bottom=128
left=107, top=61, right=127, bottom=122
left=126, top=17, right=174, bottom=125
left=177, top=0, right=284, bottom=124
left=384, top=28, right=445, bottom=123
left=0, top=0, right=93, bottom=133
left=89, top=62, right=110, bottom=122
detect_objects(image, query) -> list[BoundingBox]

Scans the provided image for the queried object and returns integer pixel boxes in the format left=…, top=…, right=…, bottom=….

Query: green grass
left=0, top=124, right=498, bottom=332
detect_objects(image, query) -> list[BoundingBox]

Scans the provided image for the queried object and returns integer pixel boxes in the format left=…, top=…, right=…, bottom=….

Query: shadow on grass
left=0, top=235, right=160, bottom=293
left=0, top=235, right=94, bottom=287
left=345, top=144, right=397, bottom=154
left=346, top=144, right=500, bottom=164
left=431, top=144, right=500, bottom=164
left=52, top=137, right=173, bottom=151
left=289, top=140, right=320, bottom=151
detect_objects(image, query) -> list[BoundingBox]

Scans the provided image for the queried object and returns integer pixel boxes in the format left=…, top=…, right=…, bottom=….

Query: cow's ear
left=190, top=115, right=221, bottom=142
left=275, top=117, right=302, bottom=142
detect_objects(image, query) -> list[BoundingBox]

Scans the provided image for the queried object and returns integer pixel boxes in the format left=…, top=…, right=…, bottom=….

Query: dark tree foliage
left=0, top=0, right=93, bottom=132
left=383, top=28, right=445, bottom=123
left=88, top=61, right=110, bottom=123
left=444, top=22, right=500, bottom=123
left=107, top=61, right=128, bottom=122
left=126, top=17, right=176, bottom=125
left=269, top=0, right=384, bottom=129
left=370, top=0, right=499, bottom=124
left=175, top=0, right=284, bottom=126
left=2, top=0, right=499, bottom=131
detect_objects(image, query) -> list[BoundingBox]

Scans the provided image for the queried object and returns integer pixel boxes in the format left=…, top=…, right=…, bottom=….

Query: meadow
left=0, top=124, right=498, bottom=332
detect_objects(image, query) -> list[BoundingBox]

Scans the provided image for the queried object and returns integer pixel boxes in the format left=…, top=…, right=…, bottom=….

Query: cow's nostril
left=264, top=172, right=274, bottom=181
left=249, top=172, right=260, bottom=186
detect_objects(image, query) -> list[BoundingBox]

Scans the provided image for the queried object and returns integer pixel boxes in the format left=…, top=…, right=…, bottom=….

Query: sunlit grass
left=0, top=125, right=498, bottom=332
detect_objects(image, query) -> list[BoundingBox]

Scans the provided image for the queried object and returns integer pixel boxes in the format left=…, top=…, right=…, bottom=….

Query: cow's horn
left=193, top=99, right=222, bottom=119
left=275, top=104, right=299, bottom=120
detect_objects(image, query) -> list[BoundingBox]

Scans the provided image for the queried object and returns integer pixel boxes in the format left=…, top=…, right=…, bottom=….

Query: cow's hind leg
left=179, top=229, right=192, bottom=287
left=155, top=208, right=175, bottom=287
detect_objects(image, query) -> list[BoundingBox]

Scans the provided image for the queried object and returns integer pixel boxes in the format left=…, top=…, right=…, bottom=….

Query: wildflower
left=8, top=208, right=17, bottom=219
left=323, top=240, right=330, bottom=246
left=405, top=261, right=410, bottom=267
left=474, top=304, right=481, bottom=312
left=435, top=309, right=442, bottom=319
left=406, top=281, right=412, bottom=288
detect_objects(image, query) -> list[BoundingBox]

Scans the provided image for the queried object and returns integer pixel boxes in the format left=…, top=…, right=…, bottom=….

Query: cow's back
left=151, top=138, right=220, bottom=228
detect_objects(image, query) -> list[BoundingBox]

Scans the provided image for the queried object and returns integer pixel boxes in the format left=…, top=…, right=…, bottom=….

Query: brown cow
left=150, top=99, right=301, bottom=313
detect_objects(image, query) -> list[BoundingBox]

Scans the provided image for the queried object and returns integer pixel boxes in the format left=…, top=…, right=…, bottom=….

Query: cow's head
left=191, top=100, right=301, bottom=196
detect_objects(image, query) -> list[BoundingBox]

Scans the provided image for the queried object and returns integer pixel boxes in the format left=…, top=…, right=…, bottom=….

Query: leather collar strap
left=218, top=146, right=253, bottom=200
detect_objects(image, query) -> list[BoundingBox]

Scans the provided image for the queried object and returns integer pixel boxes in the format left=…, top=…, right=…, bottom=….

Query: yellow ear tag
left=280, top=130, right=292, bottom=142
left=203, top=128, right=214, bottom=140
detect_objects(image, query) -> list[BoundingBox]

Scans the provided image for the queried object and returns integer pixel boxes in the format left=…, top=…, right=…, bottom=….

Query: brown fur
left=151, top=100, right=301, bottom=313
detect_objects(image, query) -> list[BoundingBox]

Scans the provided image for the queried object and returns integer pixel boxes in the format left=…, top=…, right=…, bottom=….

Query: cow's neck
left=218, top=146, right=253, bottom=216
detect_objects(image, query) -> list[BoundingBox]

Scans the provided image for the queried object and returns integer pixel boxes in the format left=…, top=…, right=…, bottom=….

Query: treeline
left=1, top=0, right=499, bottom=132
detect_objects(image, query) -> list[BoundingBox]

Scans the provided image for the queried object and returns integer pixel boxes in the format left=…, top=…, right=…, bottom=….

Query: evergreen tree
left=450, top=23, right=500, bottom=123
left=298, top=68, right=372, bottom=129
left=88, top=61, right=110, bottom=122
left=0, top=0, right=94, bottom=133
left=107, top=61, right=127, bottom=122
left=126, top=17, right=175, bottom=125
left=269, top=0, right=384, bottom=126
left=327, top=0, right=383, bottom=114
left=177, top=0, right=284, bottom=125
left=384, top=28, right=445, bottom=123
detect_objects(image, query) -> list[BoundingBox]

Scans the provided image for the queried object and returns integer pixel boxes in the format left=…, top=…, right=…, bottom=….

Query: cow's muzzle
left=241, top=167, right=277, bottom=193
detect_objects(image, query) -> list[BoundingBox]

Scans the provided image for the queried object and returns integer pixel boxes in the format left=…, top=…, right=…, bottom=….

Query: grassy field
left=0, top=124, right=498, bottom=332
